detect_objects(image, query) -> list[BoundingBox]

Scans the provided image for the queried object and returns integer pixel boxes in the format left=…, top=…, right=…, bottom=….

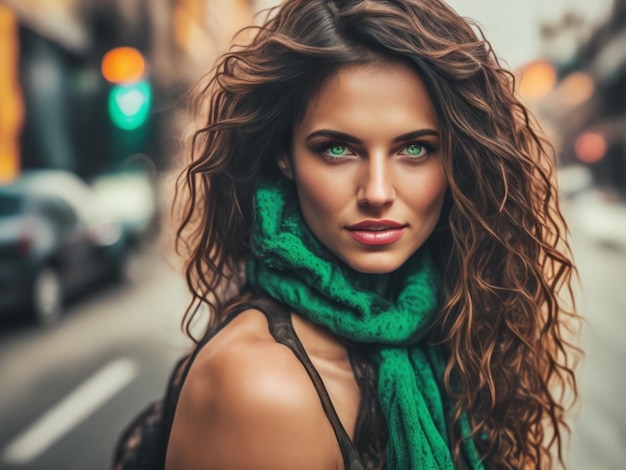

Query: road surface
left=0, top=247, right=192, bottom=470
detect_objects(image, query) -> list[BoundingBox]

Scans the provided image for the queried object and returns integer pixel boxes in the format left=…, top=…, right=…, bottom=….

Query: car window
left=20, top=172, right=95, bottom=223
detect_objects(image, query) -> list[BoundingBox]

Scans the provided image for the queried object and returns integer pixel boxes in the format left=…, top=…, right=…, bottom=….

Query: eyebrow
left=305, top=129, right=440, bottom=144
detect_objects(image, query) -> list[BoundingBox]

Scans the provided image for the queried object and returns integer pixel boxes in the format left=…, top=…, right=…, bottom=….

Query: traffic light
left=102, top=47, right=145, bottom=83
left=107, top=81, right=152, bottom=131
left=101, top=47, right=151, bottom=131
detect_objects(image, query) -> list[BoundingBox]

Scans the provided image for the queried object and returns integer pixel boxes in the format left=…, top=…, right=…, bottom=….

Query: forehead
left=297, top=61, right=440, bottom=135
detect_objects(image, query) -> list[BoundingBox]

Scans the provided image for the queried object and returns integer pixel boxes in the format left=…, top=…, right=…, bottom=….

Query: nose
left=357, top=153, right=395, bottom=207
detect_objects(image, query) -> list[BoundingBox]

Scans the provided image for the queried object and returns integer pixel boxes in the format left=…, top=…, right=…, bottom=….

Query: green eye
left=405, top=144, right=424, bottom=156
left=328, top=145, right=347, bottom=157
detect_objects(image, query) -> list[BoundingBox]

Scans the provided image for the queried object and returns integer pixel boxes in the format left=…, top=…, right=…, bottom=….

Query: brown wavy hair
left=174, top=0, right=580, bottom=468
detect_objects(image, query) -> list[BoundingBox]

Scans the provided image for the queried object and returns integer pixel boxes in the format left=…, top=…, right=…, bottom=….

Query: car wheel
left=31, top=266, right=63, bottom=326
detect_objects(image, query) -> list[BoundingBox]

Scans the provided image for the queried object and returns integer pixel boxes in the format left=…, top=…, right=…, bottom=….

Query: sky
left=444, top=0, right=614, bottom=69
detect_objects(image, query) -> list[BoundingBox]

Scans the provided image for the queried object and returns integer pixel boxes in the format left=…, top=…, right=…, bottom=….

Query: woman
left=120, top=0, right=580, bottom=468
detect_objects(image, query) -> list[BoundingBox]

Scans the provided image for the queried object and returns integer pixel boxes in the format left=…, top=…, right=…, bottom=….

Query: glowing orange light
left=0, top=4, right=23, bottom=183
left=518, top=60, right=557, bottom=101
left=575, top=132, right=606, bottom=164
left=101, top=47, right=146, bottom=84
left=559, top=71, right=595, bottom=108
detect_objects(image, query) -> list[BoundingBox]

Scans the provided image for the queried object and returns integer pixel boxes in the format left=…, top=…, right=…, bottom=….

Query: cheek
left=294, top=166, right=347, bottom=218
left=293, top=169, right=357, bottom=254
left=406, top=167, right=448, bottom=216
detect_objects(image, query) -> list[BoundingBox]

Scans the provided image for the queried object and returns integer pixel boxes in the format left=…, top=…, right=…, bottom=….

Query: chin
left=342, top=253, right=409, bottom=275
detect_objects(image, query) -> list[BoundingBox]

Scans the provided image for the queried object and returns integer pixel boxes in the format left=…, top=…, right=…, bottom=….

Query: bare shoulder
left=165, top=308, right=341, bottom=470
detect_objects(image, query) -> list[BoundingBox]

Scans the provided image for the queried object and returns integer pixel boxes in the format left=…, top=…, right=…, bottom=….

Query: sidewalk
left=559, top=166, right=626, bottom=250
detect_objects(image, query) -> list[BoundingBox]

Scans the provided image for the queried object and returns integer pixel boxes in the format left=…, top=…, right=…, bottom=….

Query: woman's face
left=280, top=61, right=448, bottom=274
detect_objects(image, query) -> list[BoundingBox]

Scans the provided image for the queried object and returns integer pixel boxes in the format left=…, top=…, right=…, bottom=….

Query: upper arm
left=165, top=312, right=340, bottom=470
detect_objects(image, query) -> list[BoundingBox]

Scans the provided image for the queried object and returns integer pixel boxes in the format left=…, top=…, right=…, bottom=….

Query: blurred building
left=565, top=0, right=626, bottom=194
left=523, top=0, right=626, bottom=196
left=0, top=0, right=272, bottom=182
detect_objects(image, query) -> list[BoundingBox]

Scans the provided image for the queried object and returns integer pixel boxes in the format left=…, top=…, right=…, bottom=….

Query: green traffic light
left=108, top=81, right=152, bottom=130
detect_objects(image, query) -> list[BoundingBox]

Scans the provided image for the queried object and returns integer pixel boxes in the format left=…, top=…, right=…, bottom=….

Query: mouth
left=347, top=219, right=405, bottom=230
left=346, top=220, right=406, bottom=245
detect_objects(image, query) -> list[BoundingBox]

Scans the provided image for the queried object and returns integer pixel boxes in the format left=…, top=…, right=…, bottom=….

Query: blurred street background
left=0, top=0, right=624, bottom=468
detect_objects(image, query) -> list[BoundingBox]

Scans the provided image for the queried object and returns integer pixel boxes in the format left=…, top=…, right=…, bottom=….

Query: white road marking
left=1, top=357, right=138, bottom=464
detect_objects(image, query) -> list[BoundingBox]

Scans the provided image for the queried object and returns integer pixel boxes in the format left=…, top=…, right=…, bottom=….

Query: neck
left=290, top=312, right=350, bottom=362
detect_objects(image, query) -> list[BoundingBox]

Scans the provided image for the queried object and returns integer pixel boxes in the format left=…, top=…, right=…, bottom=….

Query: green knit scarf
left=246, top=179, right=484, bottom=470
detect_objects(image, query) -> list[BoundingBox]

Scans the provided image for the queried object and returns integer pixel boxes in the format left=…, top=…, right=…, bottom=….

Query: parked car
left=0, top=170, right=128, bottom=326
left=91, top=168, right=159, bottom=248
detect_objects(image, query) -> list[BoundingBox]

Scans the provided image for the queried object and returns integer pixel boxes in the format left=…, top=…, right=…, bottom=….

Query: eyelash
left=311, top=140, right=436, bottom=162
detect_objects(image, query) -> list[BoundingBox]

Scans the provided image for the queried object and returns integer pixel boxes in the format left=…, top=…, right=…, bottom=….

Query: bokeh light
left=575, top=132, right=607, bottom=163
left=518, top=59, right=557, bottom=101
left=559, top=71, right=595, bottom=108
left=107, top=81, right=152, bottom=130
left=101, top=47, right=146, bottom=84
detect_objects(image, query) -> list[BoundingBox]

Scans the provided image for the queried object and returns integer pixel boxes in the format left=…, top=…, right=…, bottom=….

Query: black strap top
left=253, top=297, right=364, bottom=469
left=159, top=296, right=365, bottom=470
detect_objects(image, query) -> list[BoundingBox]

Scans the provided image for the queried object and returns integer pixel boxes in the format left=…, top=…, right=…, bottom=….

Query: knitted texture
left=246, top=179, right=484, bottom=470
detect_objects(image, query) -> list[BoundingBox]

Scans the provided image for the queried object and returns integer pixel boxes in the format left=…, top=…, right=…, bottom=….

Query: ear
left=276, top=154, right=294, bottom=179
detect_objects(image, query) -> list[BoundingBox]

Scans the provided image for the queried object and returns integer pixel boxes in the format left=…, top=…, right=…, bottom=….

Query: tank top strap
left=250, top=297, right=364, bottom=470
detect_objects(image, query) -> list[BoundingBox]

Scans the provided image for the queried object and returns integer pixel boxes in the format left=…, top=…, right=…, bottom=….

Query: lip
left=346, top=220, right=406, bottom=246
left=346, top=219, right=405, bottom=230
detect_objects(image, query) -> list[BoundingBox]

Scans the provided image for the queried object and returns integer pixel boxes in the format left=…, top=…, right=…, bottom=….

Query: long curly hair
left=173, top=0, right=580, bottom=468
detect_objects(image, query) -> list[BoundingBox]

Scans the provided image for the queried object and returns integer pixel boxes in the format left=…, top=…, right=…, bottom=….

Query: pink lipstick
left=346, top=220, right=406, bottom=246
